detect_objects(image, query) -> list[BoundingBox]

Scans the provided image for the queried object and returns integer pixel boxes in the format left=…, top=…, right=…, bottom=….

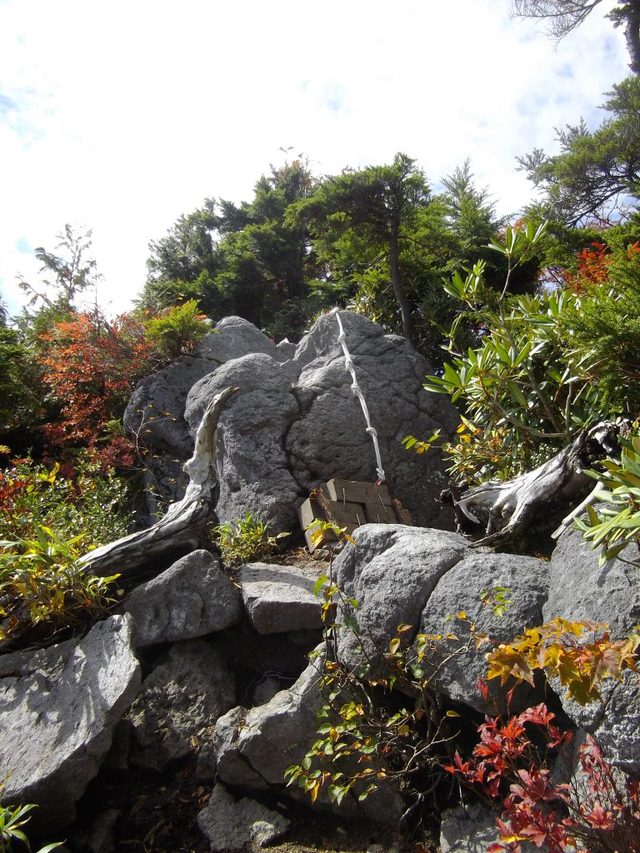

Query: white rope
left=330, top=308, right=386, bottom=483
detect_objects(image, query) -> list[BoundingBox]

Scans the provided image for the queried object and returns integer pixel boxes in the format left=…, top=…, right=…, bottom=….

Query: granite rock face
left=126, top=639, right=235, bottom=771
left=238, top=562, right=323, bottom=634
left=128, top=311, right=459, bottom=534
left=122, top=549, right=242, bottom=647
left=0, top=615, right=141, bottom=832
left=123, top=317, right=283, bottom=458
left=214, top=655, right=324, bottom=791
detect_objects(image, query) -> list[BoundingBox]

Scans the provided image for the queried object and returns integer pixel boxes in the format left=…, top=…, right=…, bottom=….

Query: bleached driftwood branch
left=454, top=420, right=625, bottom=549
left=79, top=386, right=238, bottom=577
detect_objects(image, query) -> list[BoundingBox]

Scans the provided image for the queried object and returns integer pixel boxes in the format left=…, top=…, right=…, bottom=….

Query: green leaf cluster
left=211, top=512, right=289, bottom=567
left=143, top=299, right=210, bottom=359
left=0, top=454, right=129, bottom=645
left=422, top=221, right=640, bottom=482
left=0, top=798, right=62, bottom=852
left=575, top=431, right=640, bottom=563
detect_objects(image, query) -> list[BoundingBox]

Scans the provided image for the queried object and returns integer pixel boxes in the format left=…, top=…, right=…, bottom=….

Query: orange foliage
left=37, top=310, right=156, bottom=460
left=564, top=242, right=611, bottom=293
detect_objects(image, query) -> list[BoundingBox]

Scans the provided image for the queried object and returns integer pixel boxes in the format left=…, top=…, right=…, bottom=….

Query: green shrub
left=573, top=429, right=640, bottom=564
left=0, top=453, right=128, bottom=645
left=143, top=299, right=210, bottom=359
left=422, top=223, right=610, bottom=483
left=0, top=798, right=62, bottom=852
left=0, top=453, right=130, bottom=547
left=0, top=525, right=118, bottom=644
left=212, top=512, right=289, bottom=566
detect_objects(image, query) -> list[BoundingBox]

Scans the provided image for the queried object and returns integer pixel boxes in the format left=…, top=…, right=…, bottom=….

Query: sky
left=0, top=0, right=629, bottom=318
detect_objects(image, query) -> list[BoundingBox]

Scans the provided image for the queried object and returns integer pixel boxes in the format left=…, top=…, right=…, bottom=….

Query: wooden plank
left=327, top=501, right=367, bottom=527
left=392, top=500, right=412, bottom=526
left=363, top=503, right=397, bottom=524
left=299, top=481, right=413, bottom=552
left=298, top=497, right=320, bottom=531
left=324, top=478, right=391, bottom=506
left=298, top=497, right=338, bottom=552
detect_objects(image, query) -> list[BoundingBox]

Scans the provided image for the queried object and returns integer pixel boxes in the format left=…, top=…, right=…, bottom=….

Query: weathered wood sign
left=299, top=478, right=411, bottom=551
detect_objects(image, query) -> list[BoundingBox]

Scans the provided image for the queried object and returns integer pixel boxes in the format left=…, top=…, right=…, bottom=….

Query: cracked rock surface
left=122, top=549, right=242, bottom=647
left=128, top=311, right=459, bottom=535
left=126, top=638, right=235, bottom=771
left=0, top=615, right=141, bottom=833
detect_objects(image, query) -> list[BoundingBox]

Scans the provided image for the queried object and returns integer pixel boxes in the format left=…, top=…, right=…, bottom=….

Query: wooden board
left=324, top=478, right=392, bottom=506
left=298, top=479, right=412, bottom=552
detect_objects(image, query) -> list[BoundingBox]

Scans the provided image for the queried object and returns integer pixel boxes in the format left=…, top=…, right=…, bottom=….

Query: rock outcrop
left=128, top=311, right=459, bottom=535
left=3, top=315, right=640, bottom=851
left=122, top=549, right=242, bottom=646
left=0, top=615, right=141, bottom=832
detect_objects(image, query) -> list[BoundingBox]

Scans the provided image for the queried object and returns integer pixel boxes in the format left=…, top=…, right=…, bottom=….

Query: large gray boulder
left=544, top=528, right=640, bottom=773
left=0, top=615, right=141, bottom=832
left=126, top=639, right=235, bottom=771
left=197, top=783, right=290, bottom=851
left=123, top=317, right=282, bottom=458
left=285, top=312, right=458, bottom=530
left=198, top=316, right=284, bottom=363
left=123, top=356, right=221, bottom=457
left=332, top=525, right=549, bottom=713
left=122, top=549, right=242, bottom=647
left=333, top=525, right=468, bottom=674
left=185, top=352, right=302, bottom=535
left=238, top=563, right=323, bottom=634
left=420, top=551, right=549, bottom=713
left=129, top=310, right=459, bottom=534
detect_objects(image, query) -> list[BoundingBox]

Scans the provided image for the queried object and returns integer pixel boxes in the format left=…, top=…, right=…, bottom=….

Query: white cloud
left=0, top=0, right=629, bottom=316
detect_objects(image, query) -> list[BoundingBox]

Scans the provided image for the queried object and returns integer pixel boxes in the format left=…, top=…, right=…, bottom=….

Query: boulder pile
left=2, top=312, right=639, bottom=852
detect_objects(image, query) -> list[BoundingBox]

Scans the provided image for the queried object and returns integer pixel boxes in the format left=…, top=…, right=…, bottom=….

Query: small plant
left=446, top=708, right=640, bottom=853
left=0, top=525, right=119, bottom=644
left=212, top=512, right=289, bottom=566
left=285, top=579, right=484, bottom=810
left=143, top=299, right=210, bottom=359
left=573, top=430, right=640, bottom=564
left=447, top=613, right=640, bottom=852
left=0, top=454, right=130, bottom=548
left=479, top=585, right=512, bottom=618
left=0, top=455, right=126, bottom=645
left=285, top=619, right=458, bottom=807
left=486, top=617, right=640, bottom=706
left=0, top=798, right=63, bottom=852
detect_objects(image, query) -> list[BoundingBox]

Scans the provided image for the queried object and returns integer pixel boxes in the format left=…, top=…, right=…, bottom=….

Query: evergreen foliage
left=518, top=76, right=640, bottom=225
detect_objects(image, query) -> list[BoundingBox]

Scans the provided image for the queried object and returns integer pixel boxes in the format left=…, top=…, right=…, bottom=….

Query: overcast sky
left=0, top=0, right=629, bottom=317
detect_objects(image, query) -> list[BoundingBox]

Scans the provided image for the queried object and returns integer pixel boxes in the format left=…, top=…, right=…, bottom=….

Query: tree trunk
left=79, top=386, right=238, bottom=577
left=452, top=420, right=625, bottom=548
left=389, top=223, right=413, bottom=343
left=624, top=3, right=640, bottom=75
